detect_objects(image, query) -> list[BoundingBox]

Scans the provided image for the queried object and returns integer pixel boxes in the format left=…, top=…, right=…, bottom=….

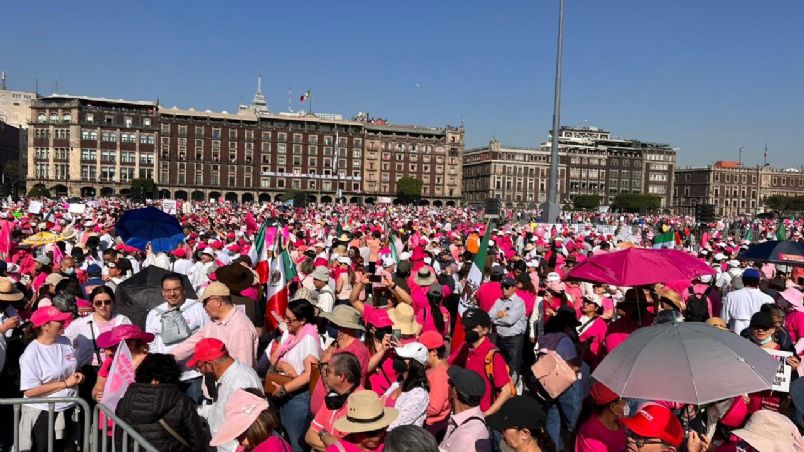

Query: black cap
left=502, top=277, right=516, bottom=287
left=490, top=265, right=505, bottom=277
left=750, top=311, right=774, bottom=330
left=486, top=395, right=546, bottom=432
left=462, top=308, right=492, bottom=329
left=447, top=366, right=485, bottom=406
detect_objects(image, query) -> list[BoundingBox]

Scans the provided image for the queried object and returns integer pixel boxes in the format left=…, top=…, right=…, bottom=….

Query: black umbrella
left=738, top=240, right=804, bottom=267
left=116, top=266, right=198, bottom=329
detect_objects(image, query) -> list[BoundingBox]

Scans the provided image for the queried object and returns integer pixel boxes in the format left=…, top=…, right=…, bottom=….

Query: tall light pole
left=542, top=0, right=565, bottom=222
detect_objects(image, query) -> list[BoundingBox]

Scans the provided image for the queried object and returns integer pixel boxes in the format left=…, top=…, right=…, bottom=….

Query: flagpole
left=308, top=88, right=312, bottom=114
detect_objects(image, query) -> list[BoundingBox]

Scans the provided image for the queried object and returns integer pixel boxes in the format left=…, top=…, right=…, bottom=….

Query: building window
left=143, top=117, right=151, bottom=127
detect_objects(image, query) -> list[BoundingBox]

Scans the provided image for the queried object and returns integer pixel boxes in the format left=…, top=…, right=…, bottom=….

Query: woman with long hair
left=64, top=286, right=131, bottom=402
left=387, top=342, right=430, bottom=429
left=268, top=299, right=321, bottom=452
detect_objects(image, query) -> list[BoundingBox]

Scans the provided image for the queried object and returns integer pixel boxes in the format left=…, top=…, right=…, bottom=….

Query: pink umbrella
left=565, top=248, right=715, bottom=286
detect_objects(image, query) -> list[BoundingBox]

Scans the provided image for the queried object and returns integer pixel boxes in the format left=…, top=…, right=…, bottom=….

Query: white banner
left=68, top=203, right=85, bottom=214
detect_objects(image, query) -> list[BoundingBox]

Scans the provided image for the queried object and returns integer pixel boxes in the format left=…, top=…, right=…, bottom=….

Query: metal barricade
left=0, top=397, right=90, bottom=452
left=91, top=403, right=158, bottom=452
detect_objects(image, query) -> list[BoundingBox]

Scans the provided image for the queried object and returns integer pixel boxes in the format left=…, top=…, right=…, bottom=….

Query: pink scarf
left=277, top=323, right=319, bottom=358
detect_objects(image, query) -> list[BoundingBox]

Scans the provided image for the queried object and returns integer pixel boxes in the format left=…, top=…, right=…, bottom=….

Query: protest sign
left=68, top=203, right=86, bottom=214
left=765, top=349, right=793, bottom=392
left=162, top=199, right=177, bottom=215
left=28, top=201, right=42, bottom=214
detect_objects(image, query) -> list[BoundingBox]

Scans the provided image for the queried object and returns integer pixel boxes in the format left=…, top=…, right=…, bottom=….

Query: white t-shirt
left=145, top=299, right=209, bottom=381
left=277, top=333, right=321, bottom=375
left=20, top=336, right=78, bottom=411
left=64, top=313, right=131, bottom=367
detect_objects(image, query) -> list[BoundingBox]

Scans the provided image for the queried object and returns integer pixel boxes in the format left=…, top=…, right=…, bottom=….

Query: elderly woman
left=18, top=306, right=84, bottom=452
left=745, top=311, right=800, bottom=415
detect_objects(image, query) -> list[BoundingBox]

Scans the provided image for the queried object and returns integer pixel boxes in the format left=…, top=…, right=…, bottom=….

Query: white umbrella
left=592, top=321, right=779, bottom=405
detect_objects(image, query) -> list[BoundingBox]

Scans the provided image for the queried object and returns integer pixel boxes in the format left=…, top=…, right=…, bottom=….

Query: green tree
left=395, top=176, right=423, bottom=204
left=27, top=184, right=50, bottom=198
left=612, top=193, right=661, bottom=212
left=573, top=194, right=600, bottom=210
left=764, top=195, right=804, bottom=212
left=279, top=189, right=308, bottom=203
left=130, top=177, right=158, bottom=201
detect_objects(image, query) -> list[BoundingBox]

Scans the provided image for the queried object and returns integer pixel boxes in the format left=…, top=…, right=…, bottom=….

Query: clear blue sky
left=3, top=0, right=802, bottom=168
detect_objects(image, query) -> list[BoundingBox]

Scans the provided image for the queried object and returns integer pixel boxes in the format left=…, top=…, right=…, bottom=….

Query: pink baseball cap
left=96, top=324, right=155, bottom=349
left=209, top=389, right=269, bottom=446
left=30, top=306, right=72, bottom=327
left=364, top=306, right=393, bottom=329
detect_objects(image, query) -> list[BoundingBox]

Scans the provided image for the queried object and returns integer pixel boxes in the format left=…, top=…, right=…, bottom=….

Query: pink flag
left=700, top=231, right=710, bottom=250
left=100, top=341, right=135, bottom=412
left=245, top=211, right=259, bottom=234
left=52, top=244, right=64, bottom=267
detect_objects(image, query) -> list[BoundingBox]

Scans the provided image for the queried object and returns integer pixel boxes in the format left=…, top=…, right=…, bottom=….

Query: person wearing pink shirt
left=577, top=295, right=608, bottom=369
left=574, top=380, right=627, bottom=452
left=779, top=287, right=804, bottom=347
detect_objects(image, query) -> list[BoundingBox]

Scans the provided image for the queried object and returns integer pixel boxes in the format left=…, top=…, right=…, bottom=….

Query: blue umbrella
left=738, top=240, right=804, bottom=266
left=115, top=207, right=184, bottom=253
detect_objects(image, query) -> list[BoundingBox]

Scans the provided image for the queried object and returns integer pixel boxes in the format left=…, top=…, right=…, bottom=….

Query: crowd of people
left=0, top=197, right=802, bottom=452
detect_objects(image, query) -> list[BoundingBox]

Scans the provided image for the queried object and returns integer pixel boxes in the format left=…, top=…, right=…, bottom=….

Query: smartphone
left=369, top=275, right=382, bottom=283
left=392, top=329, right=402, bottom=341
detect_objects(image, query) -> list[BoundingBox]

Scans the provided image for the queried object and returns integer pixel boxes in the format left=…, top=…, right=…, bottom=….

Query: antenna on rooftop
left=0, top=72, right=6, bottom=90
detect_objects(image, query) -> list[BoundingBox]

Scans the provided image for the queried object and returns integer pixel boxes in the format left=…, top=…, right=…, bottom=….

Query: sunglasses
left=93, top=299, right=113, bottom=307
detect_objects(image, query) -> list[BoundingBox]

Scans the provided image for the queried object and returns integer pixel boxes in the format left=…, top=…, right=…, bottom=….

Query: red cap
left=589, top=380, right=618, bottom=405
left=227, top=244, right=241, bottom=253
left=210, top=240, right=223, bottom=250
left=187, top=338, right=227, bottom=367
left=30, top=306, right=72, bottom=327
left=226, top=232, right=236, bottom=240
left=171, top=248, right=187, bottom=258
left=622, top=404, right=684, bottom=447
left=418, top=331, right=444, bottom=350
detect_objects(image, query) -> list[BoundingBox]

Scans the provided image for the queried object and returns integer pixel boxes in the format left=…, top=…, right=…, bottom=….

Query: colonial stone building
left=674, top=161, right=804, bottom=216
left=462, top=127, right=676, bottom=208
left=25, top=84, right=463, bottom=204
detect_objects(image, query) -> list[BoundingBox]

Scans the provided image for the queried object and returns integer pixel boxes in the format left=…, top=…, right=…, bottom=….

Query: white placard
left=765, top=349, right=793, bottom=392
left=68, top=203, right=85, bottom=214
left=28, top=201, right=42, bottom=214
left=162, top=199, right=177, bottom=215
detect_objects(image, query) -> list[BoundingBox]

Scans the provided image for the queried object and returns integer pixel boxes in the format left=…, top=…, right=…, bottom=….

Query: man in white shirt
left=146, top=272, right=209, bottom=403
left=721, top=268, right=774, bottom=334
left=190, top=338, right=262, bottom=452
left=311, top=266, right=336, bottom=314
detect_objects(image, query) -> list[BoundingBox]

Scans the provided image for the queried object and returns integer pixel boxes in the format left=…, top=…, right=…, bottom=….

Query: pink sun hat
left=209, top=388, right=269, bottom=446
left=96, top=324, right=155, bottom=349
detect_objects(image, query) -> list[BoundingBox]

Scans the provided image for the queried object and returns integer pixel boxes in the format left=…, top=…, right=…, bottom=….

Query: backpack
left=159, top=301, right=196, bottom=345
left=484, top=348, right=517, bottom=403
left=685, top=286, right=712, bottom=322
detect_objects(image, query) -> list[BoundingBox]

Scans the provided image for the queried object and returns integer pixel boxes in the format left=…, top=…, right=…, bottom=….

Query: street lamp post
left=542, top=0, right=565, bottom=223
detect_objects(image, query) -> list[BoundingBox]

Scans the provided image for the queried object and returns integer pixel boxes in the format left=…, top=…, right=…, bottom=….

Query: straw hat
left=414, top=267, right=436, bottom=286
left=388, top=303, right=422, bottom=336
left=0, top=278, right=23, bottom=302
left=320, top=305, right=365, bottom=331
left=731, top=409, right=804, bottom=452
left=333, top=390, right=399, bottom=434
left=291, top=287, right=319, bottom=304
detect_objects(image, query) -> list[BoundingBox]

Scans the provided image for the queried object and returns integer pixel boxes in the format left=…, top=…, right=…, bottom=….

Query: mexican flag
left=248, top=220, right=271, bottom=284
left=652, top=229, right=675, bottom=249
left=265, top=235, right=298, bottom=331
left=300, top=90, right=311, bottom=103
left=744, top=228, right=752, bottom=242
left=450, top=219, right=494, bottom=361
left=389, top=229, right=400, bottom=263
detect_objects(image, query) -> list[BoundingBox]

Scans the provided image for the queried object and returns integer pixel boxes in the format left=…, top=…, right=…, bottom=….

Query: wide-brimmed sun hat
left=320, top=305, right=365, bottom=331
left=388, top=303, right=421, bottom=336
left=209, top=389, right=270, bottom=446
left=333, top=390, right=399, bottom=434
left=0, top=278, right=23, bottom=302
left=96, top=324, right=155, bottom=349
